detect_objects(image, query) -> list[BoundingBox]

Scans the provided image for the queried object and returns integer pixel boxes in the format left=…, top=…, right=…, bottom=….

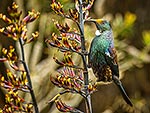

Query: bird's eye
left=101, top=22, right=105, bottom=25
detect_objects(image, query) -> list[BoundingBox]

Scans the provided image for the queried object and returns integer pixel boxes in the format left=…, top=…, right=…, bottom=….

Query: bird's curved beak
left=95, top=19, right=104, bottom=24
left=87, top=19, right=104, bottom=24
left=87, top=19, right=104, bottom=30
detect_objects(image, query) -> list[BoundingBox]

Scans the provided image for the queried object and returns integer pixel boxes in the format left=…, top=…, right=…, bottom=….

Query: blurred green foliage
left=143, top=30, right=150, bottom=46
left=113, top=12, right=136, bottom=39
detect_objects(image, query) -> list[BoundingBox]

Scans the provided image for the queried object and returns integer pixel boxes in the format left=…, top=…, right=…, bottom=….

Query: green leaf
left=142, top=31, right=150, bottom=46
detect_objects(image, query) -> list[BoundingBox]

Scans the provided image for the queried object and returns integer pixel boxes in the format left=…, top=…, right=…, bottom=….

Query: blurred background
left=0, top=0, right=150, bottom=113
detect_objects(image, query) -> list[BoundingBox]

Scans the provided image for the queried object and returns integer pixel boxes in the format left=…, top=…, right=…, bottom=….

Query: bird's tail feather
left=113, top=76, right=133, bottom=107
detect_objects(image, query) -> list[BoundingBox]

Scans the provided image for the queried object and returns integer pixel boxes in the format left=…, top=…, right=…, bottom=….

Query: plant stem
left=19, top=38, right=39, bottom=113
left=78, top=0, right=92, bottom=113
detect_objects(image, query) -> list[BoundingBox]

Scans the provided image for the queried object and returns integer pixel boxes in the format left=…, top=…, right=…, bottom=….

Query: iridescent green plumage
left=88, top=19, right=133, bottom=106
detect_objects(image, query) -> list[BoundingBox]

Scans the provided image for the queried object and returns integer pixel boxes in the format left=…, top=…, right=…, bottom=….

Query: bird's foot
left=81, top=50, right=88, bottom=56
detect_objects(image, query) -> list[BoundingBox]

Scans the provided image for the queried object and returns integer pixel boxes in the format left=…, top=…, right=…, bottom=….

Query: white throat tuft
left=95, top=30, right=101, bottom=36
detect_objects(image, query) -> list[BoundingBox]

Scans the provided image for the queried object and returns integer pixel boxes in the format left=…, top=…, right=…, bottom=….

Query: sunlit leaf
left=124, top=12, right=136, bottom=27
left=142, top=31, right=150, bottom=46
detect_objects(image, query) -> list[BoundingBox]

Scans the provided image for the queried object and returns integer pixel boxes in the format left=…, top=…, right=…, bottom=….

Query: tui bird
left=88, top=19, right=133, bottom=106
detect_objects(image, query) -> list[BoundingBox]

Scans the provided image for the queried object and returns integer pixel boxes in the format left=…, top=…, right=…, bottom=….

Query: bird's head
left=89, top=19, right=112, bottom=31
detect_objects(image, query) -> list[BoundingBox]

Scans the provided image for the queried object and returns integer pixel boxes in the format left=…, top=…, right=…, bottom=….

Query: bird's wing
left=103, top=47, right=119, bottom=77
left=104, top=48, right=133, bottom=106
